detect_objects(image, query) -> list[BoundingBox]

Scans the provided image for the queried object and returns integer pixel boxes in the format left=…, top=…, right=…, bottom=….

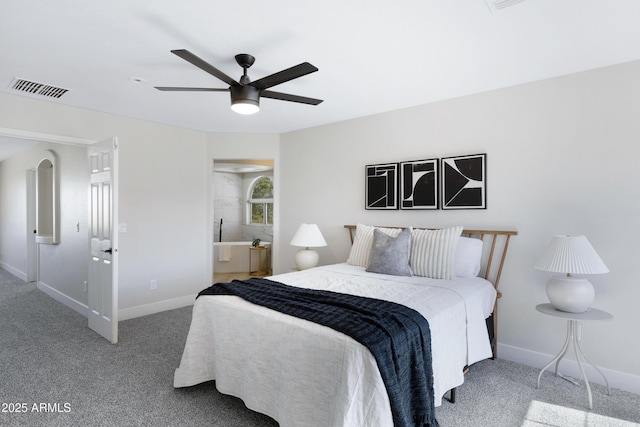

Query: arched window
left=248, top=176, right=273, bottom=225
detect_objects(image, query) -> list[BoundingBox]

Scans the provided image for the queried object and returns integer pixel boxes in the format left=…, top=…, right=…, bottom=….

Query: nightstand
left=535, top=303, right=613, bottom=409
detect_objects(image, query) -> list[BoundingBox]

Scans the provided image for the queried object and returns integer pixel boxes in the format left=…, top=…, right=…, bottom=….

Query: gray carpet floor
left=1, top=268, right=639, bottom=426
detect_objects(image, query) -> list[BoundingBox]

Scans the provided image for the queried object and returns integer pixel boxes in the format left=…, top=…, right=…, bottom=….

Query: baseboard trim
left=118, top=295, right=196, bottom=321
left=498, top=342, right=640, bottom=395
left=37, top=281, right=88, bottom=317
left=0, top=262, right=27, bottom=282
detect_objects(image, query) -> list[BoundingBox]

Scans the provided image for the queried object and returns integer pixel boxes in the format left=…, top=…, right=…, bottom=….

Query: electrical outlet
left=150, top=279, right=157, bottom=290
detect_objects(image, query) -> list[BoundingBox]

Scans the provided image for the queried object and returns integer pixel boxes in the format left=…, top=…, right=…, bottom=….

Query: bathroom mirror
left=35, top=150, right=59, bottom=244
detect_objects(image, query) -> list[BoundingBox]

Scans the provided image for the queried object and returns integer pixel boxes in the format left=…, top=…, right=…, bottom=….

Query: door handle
left=102, top=248, right=113, bottom=254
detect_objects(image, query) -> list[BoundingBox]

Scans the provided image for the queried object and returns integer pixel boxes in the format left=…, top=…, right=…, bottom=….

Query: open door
left=87, top=137, right=118, bottom=343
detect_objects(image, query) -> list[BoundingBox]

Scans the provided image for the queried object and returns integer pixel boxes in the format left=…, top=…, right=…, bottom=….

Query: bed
left=174, top=225, right=516, bottom=427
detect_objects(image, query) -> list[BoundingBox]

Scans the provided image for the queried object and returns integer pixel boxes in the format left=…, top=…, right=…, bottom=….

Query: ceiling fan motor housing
left=230, top=85, right=260, bottom=112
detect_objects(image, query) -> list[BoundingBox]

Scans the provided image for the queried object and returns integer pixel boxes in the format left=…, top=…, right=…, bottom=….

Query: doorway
left=0, top=128, right=118, bottom=342
left=212, top=159, right=274, bottom=282
left=26, top=168, right=37, bottom=282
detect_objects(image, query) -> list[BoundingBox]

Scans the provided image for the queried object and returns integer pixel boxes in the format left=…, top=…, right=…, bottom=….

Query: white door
left=88, top=137, right=118, bottom=344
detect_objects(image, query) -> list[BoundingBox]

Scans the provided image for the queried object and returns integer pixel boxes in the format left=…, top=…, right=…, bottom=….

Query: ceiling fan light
left=231, top=100, right=259, bottom=115
left=230, top=86, right=260, bottom=115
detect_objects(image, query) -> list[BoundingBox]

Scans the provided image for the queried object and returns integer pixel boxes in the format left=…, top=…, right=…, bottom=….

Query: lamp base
left=294, top=249, right=319, bottom=270
left=546, top=275, right=595, bottom=313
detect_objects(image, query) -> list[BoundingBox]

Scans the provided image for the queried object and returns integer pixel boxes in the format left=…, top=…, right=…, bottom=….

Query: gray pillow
left=366, top=227, right=412, bottom=276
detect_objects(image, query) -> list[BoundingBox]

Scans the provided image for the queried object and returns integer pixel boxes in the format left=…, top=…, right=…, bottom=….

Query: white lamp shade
left=290, top=223, right=327, bottom=248
left=534, top=235, right=608, bottom=275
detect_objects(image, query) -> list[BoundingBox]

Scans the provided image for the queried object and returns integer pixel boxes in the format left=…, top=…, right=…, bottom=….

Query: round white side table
left=535, top=303, right=613, bottom=410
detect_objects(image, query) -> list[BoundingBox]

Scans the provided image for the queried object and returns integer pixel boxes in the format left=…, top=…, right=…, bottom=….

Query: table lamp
left=534, top=235, right=608, bottom=313
left=290, top=223, right=327, bottom=270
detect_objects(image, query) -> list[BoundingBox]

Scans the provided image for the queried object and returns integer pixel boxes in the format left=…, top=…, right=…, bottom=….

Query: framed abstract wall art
left=441, top=154, right=486, bottom=209
left=399, top=159, right=438, bottom=210
left=365, top=163, right=398, bottom=209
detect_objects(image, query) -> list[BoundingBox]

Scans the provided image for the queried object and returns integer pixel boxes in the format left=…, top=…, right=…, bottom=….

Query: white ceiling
left=1, top=0, right=640, bottom=139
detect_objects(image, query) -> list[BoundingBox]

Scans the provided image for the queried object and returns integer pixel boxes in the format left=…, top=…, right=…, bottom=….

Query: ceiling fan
left=155, top=49, right=323, bottom=115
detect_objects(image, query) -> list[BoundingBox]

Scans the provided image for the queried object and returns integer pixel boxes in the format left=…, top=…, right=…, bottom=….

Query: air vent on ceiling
left=9, top=78, right=69, bottom=99
left=484, top=0, right=527, bottom=11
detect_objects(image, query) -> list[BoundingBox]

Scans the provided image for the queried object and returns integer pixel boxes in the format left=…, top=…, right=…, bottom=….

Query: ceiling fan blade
left=250, top=62, right=319, bottom=90
left=155, top=87, right=229, bottom=92
left=171, top=49, right=238, bottom=87
left=261, top=90, right=323, bottom=105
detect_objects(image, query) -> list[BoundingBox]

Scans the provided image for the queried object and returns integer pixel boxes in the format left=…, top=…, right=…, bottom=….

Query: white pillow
left=346, top=224, right=403, bottom=267
left=454, top=236, right=483, bottom=278
left=410, top=226, right=463, bottom=280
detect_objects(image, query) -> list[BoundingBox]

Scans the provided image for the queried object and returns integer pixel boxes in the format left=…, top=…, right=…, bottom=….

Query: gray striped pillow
left=410, top=226, right=463, bottom=280
left=346, top=224, right=403, bottom=267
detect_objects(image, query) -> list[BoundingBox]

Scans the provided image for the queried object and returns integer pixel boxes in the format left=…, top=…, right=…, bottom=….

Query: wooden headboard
left=344, top=225, right=517, bottom=293
left=344, top=225, right=517, bottom=359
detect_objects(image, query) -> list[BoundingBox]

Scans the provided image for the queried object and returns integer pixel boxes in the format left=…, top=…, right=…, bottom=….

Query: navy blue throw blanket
left=198, top=278, right=439, bottom=427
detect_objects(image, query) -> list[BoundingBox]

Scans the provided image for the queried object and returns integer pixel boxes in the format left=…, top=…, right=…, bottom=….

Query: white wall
left=0, top=92, right=210, bottom=319
left=0, top=141, right=89, bottom=305
left=117, top=126, right=209, bottom=317
left=279, top=60, right=640, bottom=393
left=0, top=145, right=31, bottom=277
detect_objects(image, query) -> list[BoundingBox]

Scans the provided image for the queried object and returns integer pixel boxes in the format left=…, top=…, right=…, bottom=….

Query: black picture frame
left=399, top=159, right=438, bottom=210
left=441, top=154, right=486, bottom=209
left=365, top=163, right=398, bottom=210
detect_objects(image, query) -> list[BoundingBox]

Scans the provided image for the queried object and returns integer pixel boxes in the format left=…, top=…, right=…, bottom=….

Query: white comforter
left=174, top=263, right=496, bottom=427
